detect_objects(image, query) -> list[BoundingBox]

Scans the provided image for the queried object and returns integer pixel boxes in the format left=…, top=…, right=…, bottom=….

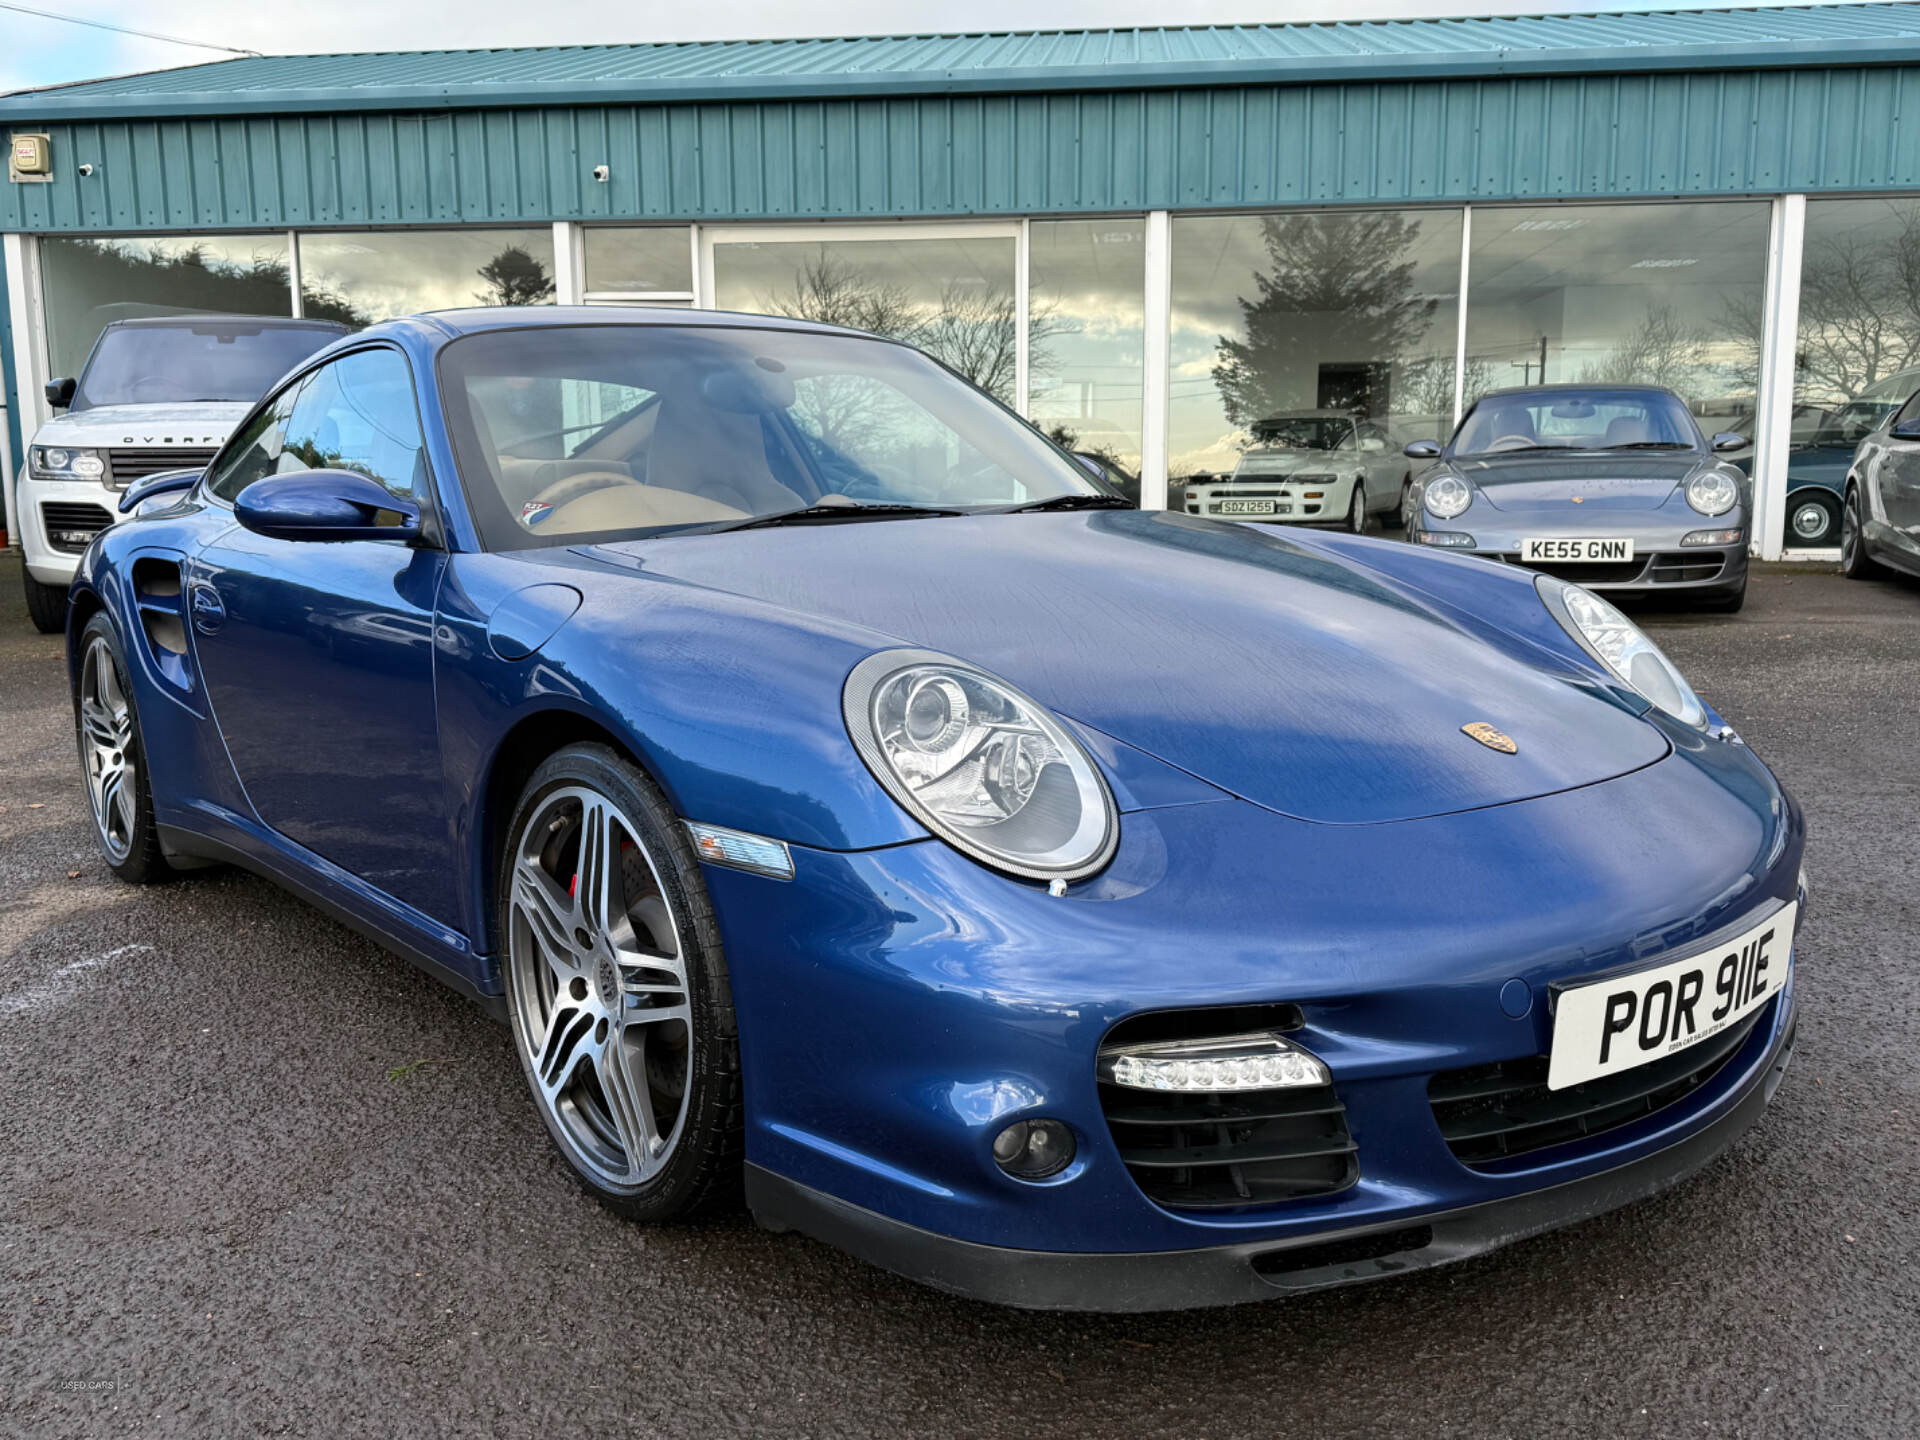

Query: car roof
left=99, top=314, right=350, bottom=332
left=405, top=304, right=876, bottom=342
left=1473, top=382, right=1678, bottom=400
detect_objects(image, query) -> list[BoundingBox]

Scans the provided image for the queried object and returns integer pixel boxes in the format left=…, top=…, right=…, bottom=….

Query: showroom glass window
left=710, top=233, right=1020, bottom=405
left=1783, top=199, right=1920, bottom=550
left=1028, top=219, right=1146, bottom=476
left=296, top=228, right=558, bottom=327
left=583, top=227, right=694, bottom=304
left=1463, top=202, right=1769, bottom=436
left=1169, top=208, right=1464, bottom=486
left=39, top=233, right=293, bottom=381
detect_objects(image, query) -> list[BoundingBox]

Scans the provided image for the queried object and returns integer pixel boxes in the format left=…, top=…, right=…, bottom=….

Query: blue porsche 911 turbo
left=66, top=308, right=1804, bottom=1311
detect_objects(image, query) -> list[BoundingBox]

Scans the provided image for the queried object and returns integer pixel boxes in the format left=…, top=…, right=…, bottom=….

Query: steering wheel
left=527, top=470, right=644, bottom=511
left=1486, top=434, right=1539, bottom=452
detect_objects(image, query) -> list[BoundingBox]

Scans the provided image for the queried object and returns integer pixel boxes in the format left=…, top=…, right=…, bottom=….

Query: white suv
left=19, top=315, right=348, bottom=632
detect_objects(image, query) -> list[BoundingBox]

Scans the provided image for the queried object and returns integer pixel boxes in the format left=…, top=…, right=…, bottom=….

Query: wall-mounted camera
left=592, top=164, right=610, bottom=183
left=77, top=162, right=95, bottom=178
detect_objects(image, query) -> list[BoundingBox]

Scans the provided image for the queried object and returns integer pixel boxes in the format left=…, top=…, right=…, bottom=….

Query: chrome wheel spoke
left=574, top=795, right=619, bottom=938
left=534, top=1000, right=597, bottom=1102
left=78, top=637, right=135, bottom=863
left=81, top=699, right=118, bottom=750
left=597, top=1038, right=663, bottom=1179
left=512, top=858, right=583, bottom=982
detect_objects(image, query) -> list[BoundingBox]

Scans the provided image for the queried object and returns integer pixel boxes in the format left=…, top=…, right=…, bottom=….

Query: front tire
left=24, top=570, right=68, bottom=634
left=501, top=743, right=742, bottom=1221
left=1347, top=482, right=1369, bottom=534
left=1840, top=483, right=1887, bottom=581
left=75, top=614, right=169, bottom=882
left=1387, top=476, right=1412, bottom=529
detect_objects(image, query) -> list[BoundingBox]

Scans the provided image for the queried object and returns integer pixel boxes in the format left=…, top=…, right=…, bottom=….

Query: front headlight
left=30, top=445, right=105, bottom=481
left=843, top=649, right=1118, bottom=881
left=1538, top=576, right=1706, bottom=728
left=1685, top=470, right=1739, bottom=517
left=1423, top=473, right=1473, bottom=520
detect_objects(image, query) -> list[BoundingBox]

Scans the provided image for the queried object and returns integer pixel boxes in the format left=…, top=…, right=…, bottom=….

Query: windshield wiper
left=716, top=501, right=967, bottom=532
left=1599, top=441, right=1692, bottom=450
left=988, top=493, right=1135, bottom=514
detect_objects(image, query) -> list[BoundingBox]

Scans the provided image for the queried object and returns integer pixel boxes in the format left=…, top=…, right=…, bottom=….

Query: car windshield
left=438, top=323, right=1104, bottom=549
left=73, top=321, right=343, bottom=411
left=1451, top=389, right=1702, bottom=458
left=1247, top=418, right=1350, bottom=451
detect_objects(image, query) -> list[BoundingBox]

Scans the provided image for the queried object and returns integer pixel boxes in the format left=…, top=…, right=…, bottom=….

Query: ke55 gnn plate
left=1547, top=901, right=1795, bottom=1091
left=1216, top=498, right=1280, bottom=515
left=1523, top=537, right=1635, bottom=563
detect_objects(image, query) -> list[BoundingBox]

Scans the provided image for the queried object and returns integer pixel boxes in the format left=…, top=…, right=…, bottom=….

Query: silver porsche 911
left=1405, top=385, right=1752, bottom=612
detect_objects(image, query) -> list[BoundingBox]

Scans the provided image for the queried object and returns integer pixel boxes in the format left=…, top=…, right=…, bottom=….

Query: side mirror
left=1403, top=439, right=1443, bottom=460
left=44, top=377, right=75, bottom=409
left=1711, top=432, right=1749, bottom=453
left=117, top=467, right=201, bottom=514
left=234, top=470, right=421, bottom=542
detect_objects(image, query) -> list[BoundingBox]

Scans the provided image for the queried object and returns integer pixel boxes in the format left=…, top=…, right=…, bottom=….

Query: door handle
left=188, top=582, right=227, bottom=635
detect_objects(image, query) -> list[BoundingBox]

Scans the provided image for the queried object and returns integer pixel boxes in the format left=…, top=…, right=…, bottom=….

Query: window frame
left=198, top=338, right=447, bottom=549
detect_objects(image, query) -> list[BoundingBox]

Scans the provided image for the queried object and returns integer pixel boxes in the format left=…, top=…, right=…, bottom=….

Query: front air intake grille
left=40, top=502, right=114, bottom=553
left=107, top=447, right=218, bottom=489
left=1504, top=554, right=1650, bottom=585
left=1648, top=552, right=1727, bottom=584
left=1098, top=1005, right=1354, bottom=1210
left=1428, top=1003, right=1769, bottom=1167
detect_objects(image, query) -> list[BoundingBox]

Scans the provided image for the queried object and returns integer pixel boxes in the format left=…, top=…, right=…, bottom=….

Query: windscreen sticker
left=520, top=501, right=555, bottom=528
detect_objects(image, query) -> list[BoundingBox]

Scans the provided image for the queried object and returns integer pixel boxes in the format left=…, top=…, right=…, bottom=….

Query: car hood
left=594, top=512, right=1667, bottom=826
left=1454, top=453, right=1701, bottom=513
left=38, top=401, right=251, bottom=445
left=1219, top=451, right=1350, bottom=481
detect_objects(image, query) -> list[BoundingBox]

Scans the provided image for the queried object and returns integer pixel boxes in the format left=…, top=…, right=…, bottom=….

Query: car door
left=1872, top=390, right=1920, bottom=552
left=186, top=346, right=456, bottom=924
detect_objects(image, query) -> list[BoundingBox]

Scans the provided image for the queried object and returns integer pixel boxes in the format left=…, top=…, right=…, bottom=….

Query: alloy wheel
left=1349, top=483, right=1368, bottom=534
left=1842, top=490, right=1861, bottom=568
left=507, top=784, right=692, bottom=1192
left=79, top=636, right=137, bottom=863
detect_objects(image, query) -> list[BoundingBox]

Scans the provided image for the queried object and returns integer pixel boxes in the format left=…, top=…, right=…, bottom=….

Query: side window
left=205, top=380, right=305, bottom=504
left=1889, top=389, right=1920, bottom=430
left=284, top=348, right=428, bottom=501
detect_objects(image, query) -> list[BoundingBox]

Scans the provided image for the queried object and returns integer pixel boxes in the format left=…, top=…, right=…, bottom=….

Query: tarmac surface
left=1, top=549, right=1915, bottom=1438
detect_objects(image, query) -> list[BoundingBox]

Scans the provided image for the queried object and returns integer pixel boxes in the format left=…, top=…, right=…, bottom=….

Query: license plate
left=1216, top=499, right=1278, bottom=516
left=1547, top=901, right=1795, bottom=1091
left=1523, top=537, right=1635, bottom=563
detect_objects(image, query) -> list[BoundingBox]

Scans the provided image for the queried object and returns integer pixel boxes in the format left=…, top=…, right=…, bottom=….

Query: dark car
left=1405, top=384, right=1752, bottom=611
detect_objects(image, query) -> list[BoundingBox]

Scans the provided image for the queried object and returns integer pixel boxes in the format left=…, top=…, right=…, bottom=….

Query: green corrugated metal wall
left=4, top=64, right=1919, bottom=234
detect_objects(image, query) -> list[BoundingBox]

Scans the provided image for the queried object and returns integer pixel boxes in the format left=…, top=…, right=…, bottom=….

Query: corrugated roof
left=4, top=3, right=1920, bottom=119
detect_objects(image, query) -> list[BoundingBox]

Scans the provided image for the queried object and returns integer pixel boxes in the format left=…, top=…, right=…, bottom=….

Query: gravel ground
left=1, top=551, right=1915, bottom=1438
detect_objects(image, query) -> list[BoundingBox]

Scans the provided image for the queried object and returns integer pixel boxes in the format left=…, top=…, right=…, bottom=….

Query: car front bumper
left=16, top=476, right=121, bottom=586
left=1408, top=514, right=1751, bottom=596
left=703, top=722, right=1803, bottom=1307
left=1184, top=473, right=1358, bottom=523
left=748, top=990, right=1796, bottom=1310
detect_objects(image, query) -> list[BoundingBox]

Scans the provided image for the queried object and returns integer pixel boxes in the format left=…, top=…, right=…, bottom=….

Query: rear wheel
left=1786, top=490, right=1841, bottom=548
left=23, top=570, right=67, bottom=635
left=501, top=743, right=742, bottom=1221
left=75, top=614, right=169, bottom=882
left=1840, top=484, right=1886, bottom=581
left=1347, top=483, right=1369, bottom=535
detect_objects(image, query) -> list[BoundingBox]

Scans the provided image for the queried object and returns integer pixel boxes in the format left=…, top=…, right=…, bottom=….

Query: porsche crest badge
left=1462, top=722, right=1518, bottom=754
